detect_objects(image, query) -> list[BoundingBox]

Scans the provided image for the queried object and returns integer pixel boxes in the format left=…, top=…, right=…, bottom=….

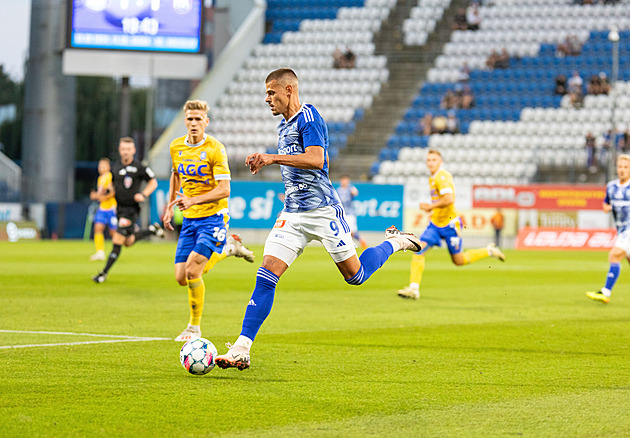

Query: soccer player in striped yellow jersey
left=397, top=149, right=506, bottom=300
left=162, top=100, right=254, bottom=342
left=89, top=158, right=117, bottom=261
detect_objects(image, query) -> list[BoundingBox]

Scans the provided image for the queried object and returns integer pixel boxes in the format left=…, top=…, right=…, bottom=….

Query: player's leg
left=216, top=214, right=304, bottom=370
left=174, top=252, right=210, bottom=342
left=347, top=215, right=368, bottom=250
left=452, top=244, right=505, bottom=265
left=132, top=222, right=164, bottom=242
left=91, top=220, right=106, bottom=261
left=92, top=230, right=126, bottom=283
left=397, top=225, right=439, bottom=299
left=398, top=252, right=428, bottom=300
left=174, top=216, right=225, bottom=340
left=203, top=234, right=255, bottom=274
left=446, top=220, right=504, bottom=266
left=587, top=244, right=627, bottom=303
left=317, top=206, right=421, bottom=285
left=173, top=218, right=199, bottom=340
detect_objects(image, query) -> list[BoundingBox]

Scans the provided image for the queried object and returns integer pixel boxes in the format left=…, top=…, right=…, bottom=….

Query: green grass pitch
left=1, top=239, right=629, bottom=437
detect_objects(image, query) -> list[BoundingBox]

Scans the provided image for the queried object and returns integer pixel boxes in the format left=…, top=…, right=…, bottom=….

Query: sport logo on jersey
left=177, top=163, right=209, bottom=178
left=124, top=176, right=133, bottom=189
left=273, top=219, right=286, bottom=228
left=200, top=151, right=207, bottom=160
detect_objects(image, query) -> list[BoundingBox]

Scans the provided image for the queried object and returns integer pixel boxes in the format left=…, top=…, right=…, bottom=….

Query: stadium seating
left=211, top=0, right=461, bottom=165
left=372, top=0, right=630, bottom=185
left=210, top=0, right=399, bottom=164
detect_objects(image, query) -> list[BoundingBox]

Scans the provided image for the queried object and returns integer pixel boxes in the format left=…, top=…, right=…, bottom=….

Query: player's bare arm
left=134, top=178, right=158, bottom=203
left=421, top=192, right=454, bottom=212
left=163, top=171, right=181, bottom=231
left=603, top=202, right=612, bottom=213
left=246, top=146, right=324, bottom=175
left=172, top=179, right=230, bottom=212
left=100, top=183, right=115, bottom=202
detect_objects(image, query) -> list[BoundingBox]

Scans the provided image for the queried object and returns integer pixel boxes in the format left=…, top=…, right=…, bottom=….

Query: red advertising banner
left=472, top=185, right=605, bottom=210
left=515, top=227, right=616, bottom=251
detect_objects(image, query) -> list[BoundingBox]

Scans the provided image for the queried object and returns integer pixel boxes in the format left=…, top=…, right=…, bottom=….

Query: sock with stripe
left=346, top=241, right=394, bottom=286
left=240, top=268, right=278, bottom=341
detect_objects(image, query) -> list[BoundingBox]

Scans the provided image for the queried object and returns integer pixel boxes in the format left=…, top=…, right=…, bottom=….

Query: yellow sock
left=94, top=232, right=105, bottom=252
left=462, top=247, right=490, bottom=265
left=410, top=254, right=425, bottom=286
left=187, top=277, right=205, bottom=326
left=203, top=252, right=228, bottom=274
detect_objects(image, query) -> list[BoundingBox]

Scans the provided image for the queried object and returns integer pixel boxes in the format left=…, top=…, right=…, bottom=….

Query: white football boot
left=397, top=286, right=420, bottom=300
left=486, top=243, right=506, bottom=261
left=385, top=226, right=423, bottom=252
left=174, top=325, right=201, bottom=342
left=226, top=234, right=255, bottom=263
left=90, top=250, right=106, bottom=261
left=215, top=343, right=251, bottom=370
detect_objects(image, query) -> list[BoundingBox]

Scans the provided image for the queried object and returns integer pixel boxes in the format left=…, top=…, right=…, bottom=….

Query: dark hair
left=265, top=68, right=298, bottom=84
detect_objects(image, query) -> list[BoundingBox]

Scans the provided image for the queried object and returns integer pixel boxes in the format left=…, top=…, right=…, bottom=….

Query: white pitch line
left=0, top=329, right=171, bottom=349
left=0, top=337, right=171, bottom=350
left=0, top=329, right=165, bottom=339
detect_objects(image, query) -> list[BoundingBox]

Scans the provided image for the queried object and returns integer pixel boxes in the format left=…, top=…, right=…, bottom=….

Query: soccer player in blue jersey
left=587, top=154, right=630, bottom=304
left=337, top=175, right=368, bottom=250
left=215, top=68, right=422, bottom=370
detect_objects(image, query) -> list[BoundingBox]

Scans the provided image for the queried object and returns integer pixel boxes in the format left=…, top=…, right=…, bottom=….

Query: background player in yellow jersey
left=162, top=100, right=254, bottom=342
left=89, top=158, right=117, bottom=261
left=397, top=149, right=505, bottom=300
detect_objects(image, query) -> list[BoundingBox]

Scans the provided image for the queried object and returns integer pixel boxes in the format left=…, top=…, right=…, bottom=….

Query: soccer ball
left=179, top=338, right=218, bottom=375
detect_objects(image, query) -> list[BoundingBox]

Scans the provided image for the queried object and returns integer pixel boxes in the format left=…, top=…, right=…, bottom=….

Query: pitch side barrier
left=150, top=180, right=403, bottom=231
left=471, top=184, right=612, bottom=251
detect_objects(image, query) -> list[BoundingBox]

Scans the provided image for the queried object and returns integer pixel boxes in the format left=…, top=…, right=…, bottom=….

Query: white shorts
left=264, top=205, right=357, bottom=266
left=614, top=229, right=630, bottom=256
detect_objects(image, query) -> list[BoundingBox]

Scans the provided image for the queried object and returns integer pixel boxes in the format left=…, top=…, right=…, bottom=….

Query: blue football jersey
left=605, top=179, right=630, bottom=233
left=275, top=104, right=341, bottom=213
left=337, top=184, right=357, bottom=216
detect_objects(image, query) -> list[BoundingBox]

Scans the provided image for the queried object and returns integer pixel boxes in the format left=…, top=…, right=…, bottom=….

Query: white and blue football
left=179, top=338, right=217, bottom=375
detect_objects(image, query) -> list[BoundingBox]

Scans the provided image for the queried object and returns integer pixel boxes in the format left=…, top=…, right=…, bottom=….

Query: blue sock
left=346, top=241, right=394, bottom=286
left=604, top=262, right=621, bottom=291
left=240, top=267, right=279, bottom=341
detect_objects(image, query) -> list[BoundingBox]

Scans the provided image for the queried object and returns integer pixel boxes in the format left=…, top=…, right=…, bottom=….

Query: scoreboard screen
left=67, top=0, right=203, bottom=53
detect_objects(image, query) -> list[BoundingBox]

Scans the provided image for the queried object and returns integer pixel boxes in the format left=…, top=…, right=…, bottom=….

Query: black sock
left=134, top=229, right=153, bottom=240
left=102, top=244, right=121, bottom=274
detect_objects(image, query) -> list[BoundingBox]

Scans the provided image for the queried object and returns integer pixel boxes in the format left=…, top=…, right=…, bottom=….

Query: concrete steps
left=331, top=0, right=471, bottom=180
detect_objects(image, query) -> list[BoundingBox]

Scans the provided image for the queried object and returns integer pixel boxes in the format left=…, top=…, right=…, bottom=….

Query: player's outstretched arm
left=246, top=146, right=324, bottom=175
left=421, top=193, right=454, bottom=212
